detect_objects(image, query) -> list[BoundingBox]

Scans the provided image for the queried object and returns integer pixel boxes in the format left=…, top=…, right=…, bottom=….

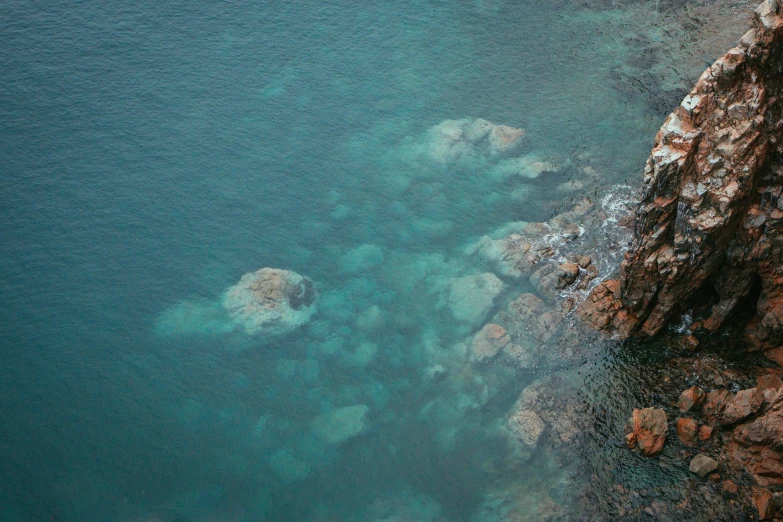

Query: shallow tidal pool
left=0, top=0, right=753, bottom=520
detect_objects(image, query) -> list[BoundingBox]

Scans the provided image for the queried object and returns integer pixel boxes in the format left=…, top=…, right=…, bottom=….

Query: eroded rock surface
left=625, top=407, right=668, bottom=456
left=579, top=1, right=783, bottom=349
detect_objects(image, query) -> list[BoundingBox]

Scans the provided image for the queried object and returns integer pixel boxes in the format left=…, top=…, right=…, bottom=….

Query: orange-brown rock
left=757, top=373, right=783, bottom=391
left=703, top=389, right=732, bottom=420
left=676, top=417, right=699, bottom=446
left=626, top=407, right=668, bottom=456
left=753, top=487, right=776, bottom=520
left=577, top=1, right=783, bottom=345
left=721, top=479, right=738, bottom=496
left=722, top=388, right=764, bottom=425
left=729, top=389, right=783, bottom=486
left=678, top=386, right=706, bottom=412
left=577, top=280, right=637, bottom=338
left=699, top=424, right=714, bottom=441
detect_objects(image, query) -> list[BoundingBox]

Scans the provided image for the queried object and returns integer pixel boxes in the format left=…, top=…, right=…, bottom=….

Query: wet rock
left=578, top=280, right=638, bottom=338
left=222, top=267, right=317, bottom=336
left=511, top=376, right=580, bottom=445
left=689, top=454, right=719, bottom=477
left=471, top=323, right=510, bottom=361
left=676, top=417, right=698, bottom=446
left=625, top=407, right=668, bottom=456
left=575, top=255, right=592, bottom=269
left=753, top=487, right=775, bottom=520
left=678, top=386, right=706, bottom=412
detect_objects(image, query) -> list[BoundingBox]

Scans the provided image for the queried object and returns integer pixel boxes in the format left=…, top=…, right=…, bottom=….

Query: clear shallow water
left=0, top=1, right=747, bottom=520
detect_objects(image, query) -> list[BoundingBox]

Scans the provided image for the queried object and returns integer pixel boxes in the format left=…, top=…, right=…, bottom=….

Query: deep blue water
left=0, top=1, right=743, bottom=520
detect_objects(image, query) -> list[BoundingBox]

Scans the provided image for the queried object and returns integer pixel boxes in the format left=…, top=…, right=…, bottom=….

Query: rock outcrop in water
left=223, top=267, right=317, bottom=336
left=579, top=1, right=783, bottom=349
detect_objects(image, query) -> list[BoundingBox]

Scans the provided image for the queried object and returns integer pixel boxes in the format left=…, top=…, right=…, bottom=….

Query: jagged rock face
left=580, top=1, right=783, bottom=345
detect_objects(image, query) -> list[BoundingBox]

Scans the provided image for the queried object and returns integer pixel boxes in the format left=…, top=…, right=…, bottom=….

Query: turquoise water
left=0, top=1, right=746, bottom=520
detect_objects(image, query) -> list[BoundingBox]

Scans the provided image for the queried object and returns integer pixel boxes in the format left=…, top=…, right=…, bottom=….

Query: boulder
left=625, top=407, right=668, bottom=456
left=689, top=454, right=719, bottom=477
left=678, top=386, right=706, bottom=412
left=703, top=389, right=731, bottom=420
left=576, top=0, right=783, bottom=345
left=676, top=418, right=698, bottom=446
left=222, top=267, right=317, bottom=336
left=721, top=388, right=763, bottom=425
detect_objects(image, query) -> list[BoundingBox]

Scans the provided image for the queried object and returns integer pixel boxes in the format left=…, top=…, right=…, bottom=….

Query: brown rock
left=678, top=386, right=706, bottom=412
left=703, top=389, right=731, bottom=420
left=626, top=407, right=668, bottom=456
left=757, top=374, right=783, bottom=391
left=721, top=388, right=763, bottom=425
left=577, top=280, right=638, bottom=338
left=575, top=255, right=592, bottom=269
left=676, top=418, right=698, bottom=446
left=753, top=487, right=775, bottom=520
left=698, top=425, right=713, bottom=441
left=721, top=479, right=738, bottom=496
left=729, top=389, right=783, bottom=486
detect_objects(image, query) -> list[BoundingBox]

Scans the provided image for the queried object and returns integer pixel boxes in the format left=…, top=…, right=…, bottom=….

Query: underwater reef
left=580, top=2, right=783, bottom=518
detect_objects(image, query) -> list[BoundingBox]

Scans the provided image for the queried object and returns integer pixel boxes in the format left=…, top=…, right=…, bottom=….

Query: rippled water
left=0, top=1, right=752, bottom=520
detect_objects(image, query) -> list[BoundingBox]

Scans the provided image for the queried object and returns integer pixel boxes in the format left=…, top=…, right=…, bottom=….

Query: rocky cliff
left=580, top=0, right=783, bottom=351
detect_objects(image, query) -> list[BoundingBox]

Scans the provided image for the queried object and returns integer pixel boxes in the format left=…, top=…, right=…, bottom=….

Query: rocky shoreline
left=576, top=1, right=783, bottom=519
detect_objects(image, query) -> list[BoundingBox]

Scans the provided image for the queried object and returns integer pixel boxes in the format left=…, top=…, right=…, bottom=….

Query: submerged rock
left=423, top=118, right=525, bottom=166
left=222, top=267, right=317, bottom=336
left=471, top=323, right=510, bottom=361
left=447, top=272, right=505, bottom=326
left=311, top=405, right=369, bottom=444
left=625, top=407, right=668, bottom=456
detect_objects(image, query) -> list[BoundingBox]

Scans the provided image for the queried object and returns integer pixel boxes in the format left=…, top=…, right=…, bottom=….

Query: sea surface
left=0, top=1, right=751, bottom=520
